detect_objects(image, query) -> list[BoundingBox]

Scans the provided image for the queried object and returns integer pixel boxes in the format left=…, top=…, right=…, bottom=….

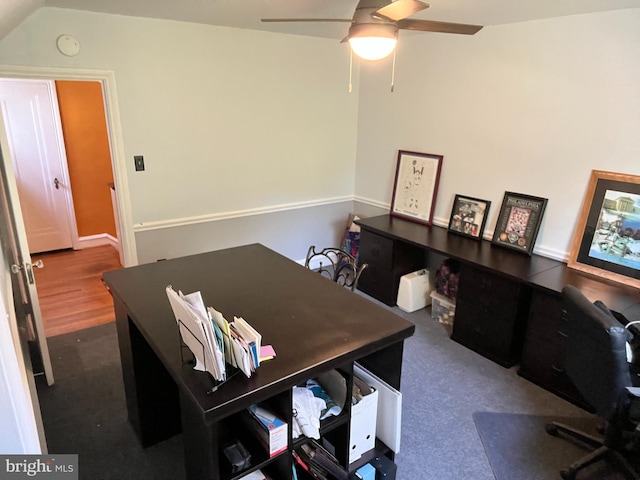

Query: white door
left=0, top=79, right=75, bottom=254
left=0, top=110, right=54, bottom=387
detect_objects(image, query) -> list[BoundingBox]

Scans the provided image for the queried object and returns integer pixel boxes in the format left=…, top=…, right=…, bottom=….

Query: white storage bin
left=396, top=269, right=432, bottom=313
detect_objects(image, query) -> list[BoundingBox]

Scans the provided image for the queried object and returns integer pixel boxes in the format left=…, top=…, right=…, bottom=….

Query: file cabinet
left=517, top=289, right=592, bottom=410
left=451, top=263, right=531, bottom=367
left=518, top=265, right=640, bottom=410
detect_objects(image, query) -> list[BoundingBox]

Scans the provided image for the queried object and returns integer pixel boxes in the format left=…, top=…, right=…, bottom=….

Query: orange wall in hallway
left=55, top=80, right=116, bottom=238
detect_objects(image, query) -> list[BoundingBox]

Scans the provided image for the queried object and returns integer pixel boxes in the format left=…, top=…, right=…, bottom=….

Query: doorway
left=0, top=66, right=136, bottom=336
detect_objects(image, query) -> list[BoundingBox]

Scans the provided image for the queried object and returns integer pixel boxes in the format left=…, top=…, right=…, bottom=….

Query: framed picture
left=567, top=170, right=640, bottom=289
left=491, top=192, right=548, bottom=255
left=447, top=194, right=491, bottom=240
left=390, top=150, right=443, bottom=225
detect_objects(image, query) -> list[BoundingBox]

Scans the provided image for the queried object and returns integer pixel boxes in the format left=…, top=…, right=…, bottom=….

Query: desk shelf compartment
left=293, top=367, right=351, bottom=468
left=357, top=230, right=425, bottom=306
left=217, top=392, right=292, bottom=480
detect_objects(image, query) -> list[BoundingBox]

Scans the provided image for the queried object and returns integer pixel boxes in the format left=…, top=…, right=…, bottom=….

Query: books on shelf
left=165, top=286, right=275, bottom=382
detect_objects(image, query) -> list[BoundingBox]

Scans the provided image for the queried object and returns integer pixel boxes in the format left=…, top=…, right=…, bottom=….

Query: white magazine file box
left=353, top=363, right=402, bottom=454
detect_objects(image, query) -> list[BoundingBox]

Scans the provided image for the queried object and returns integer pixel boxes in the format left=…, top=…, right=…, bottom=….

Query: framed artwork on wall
left=567, top=170, right=640, bottom=289
left=390, top=150, right=443, bottom=225
left=447, top=194, right=491, bottom=240
left=491, top=192, right=548, bottom=255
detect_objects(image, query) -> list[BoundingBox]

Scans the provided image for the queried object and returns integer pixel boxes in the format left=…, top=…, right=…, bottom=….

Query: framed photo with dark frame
left=491, top=192, right=548, bottom=255
left=390, top=150, right=443, bottom=225
left=567, top=170, right=640, bottom=289
left=447, top=194, right=491, bottom=240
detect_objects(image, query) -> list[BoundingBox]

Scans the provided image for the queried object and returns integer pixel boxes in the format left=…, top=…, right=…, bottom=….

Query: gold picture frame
left=567, top=170, right=640, bottom=289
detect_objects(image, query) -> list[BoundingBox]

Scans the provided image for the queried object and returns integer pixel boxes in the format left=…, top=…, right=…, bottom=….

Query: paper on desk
left=233, top=316, right=262, bottom=369
left=230, top=332, right=252, bottom=377
left=260, top=345, right=276, bottom=361
left=208, top=306, right=235, bottom=367
left=166, top=286, right=226, bottom=381
left=180, top=290, right=225, bottom=380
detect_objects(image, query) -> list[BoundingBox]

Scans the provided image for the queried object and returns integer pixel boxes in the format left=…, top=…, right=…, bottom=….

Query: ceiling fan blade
left=397, top=19, right=483, bottom=35
left=261, top=18, right=351, bottom=23
left=375, top=0, right=429, bottom=22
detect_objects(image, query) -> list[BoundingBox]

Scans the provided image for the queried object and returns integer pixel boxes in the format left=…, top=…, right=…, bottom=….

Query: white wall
left=355, top=9, right=640, bottom=260
left=2, top=8, right=639, bottom=263
left=0, top=8, right=360, bottom=261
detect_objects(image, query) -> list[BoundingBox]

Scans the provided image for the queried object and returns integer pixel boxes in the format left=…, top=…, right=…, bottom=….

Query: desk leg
left=180, top=390, right=219, bottom=480
left=114, top=298, right=181, bottom=447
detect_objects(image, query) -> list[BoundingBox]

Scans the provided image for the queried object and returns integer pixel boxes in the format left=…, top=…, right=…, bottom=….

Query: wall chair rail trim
left=133, top=195, right=354, bottom=232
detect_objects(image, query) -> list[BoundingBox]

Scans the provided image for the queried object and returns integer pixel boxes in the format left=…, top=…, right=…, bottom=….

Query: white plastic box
left=396, top=269, right=432, bottom=313
left=430, top=291, right=456, bottom=325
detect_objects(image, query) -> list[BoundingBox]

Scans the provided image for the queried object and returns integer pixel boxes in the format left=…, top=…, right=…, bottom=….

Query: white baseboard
left=77, top=233, right=119, bottom=250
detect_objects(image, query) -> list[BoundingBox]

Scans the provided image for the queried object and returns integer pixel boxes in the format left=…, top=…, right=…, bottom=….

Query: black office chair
left=545, top=285, right=640, bottom=479
left=304, top=245, right=367, bottom=291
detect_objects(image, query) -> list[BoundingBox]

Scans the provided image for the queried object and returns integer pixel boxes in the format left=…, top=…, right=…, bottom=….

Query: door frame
left=0, top=65, right=137, bottom=266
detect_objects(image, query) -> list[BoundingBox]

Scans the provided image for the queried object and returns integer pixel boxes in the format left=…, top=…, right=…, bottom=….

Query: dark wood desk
left=356, top=215, right=560, bottom=367
left=355, top=215, right=640, bottom=408
left=102, top=243, right=415, bottom=480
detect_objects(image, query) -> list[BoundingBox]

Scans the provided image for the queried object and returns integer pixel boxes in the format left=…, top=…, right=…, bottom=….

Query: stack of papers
left=166, top=286, right=272, bottom=380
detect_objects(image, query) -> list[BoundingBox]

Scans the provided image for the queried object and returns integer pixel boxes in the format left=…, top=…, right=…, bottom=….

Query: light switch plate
left=134, top=155, right=145, bottom=171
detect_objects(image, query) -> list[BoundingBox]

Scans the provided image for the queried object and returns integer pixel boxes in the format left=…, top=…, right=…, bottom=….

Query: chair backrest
left=304, top=246, right=367, bottom=291
left=562, top=285, right=633, bottom=420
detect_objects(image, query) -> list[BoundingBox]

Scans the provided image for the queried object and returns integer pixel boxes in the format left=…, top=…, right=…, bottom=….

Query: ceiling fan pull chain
left=348, top=48, right=353, bottom=93
left=390, top=48, right=397, bottom=93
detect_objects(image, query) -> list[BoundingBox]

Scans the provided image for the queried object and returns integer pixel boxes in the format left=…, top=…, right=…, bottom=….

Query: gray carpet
left=36, top=293, right=605, bottom=479
left=35, top=323, right=185, bottom=480
left=473, top=411, right=632, bottom=480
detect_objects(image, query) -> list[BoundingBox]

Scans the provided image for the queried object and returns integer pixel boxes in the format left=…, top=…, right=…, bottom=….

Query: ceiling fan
left=262, top=0, right=483, bottom=61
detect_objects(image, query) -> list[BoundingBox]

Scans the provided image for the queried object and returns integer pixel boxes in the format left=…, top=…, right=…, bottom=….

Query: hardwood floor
left=32, top=245, right=122, bottom=337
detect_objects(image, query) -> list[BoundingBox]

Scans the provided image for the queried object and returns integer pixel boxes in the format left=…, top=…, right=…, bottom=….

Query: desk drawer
left=458, top=265, right=521, bottom=305
left=452, top=305, right=519, bottom=366
left=359, top=231, right=394, bottom=270
left=357, top=264, right=398, bottom=306
left=525, top=290, right=568, bottom=340
left=519, top=331, right=592, bottom=411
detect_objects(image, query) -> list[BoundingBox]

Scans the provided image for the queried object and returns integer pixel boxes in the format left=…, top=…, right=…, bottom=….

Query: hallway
left=32, top=245, right=122, bottom=337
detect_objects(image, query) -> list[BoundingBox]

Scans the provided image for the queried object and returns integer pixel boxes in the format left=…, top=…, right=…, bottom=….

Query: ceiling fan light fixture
left=348, top=22, right=398, bottom=61
left=349, top=36, right=397, bottom=60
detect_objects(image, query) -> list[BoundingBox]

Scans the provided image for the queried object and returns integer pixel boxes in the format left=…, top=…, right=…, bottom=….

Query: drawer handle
left=551, top=365, right=565, bottom=373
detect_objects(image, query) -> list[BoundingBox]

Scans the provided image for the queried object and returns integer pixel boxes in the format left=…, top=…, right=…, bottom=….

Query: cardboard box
left=244, top=405, right=288, bottom=458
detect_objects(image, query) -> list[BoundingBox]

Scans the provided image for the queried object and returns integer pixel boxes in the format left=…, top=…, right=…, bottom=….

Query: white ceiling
left=38, top=0, right=640, bottom=40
